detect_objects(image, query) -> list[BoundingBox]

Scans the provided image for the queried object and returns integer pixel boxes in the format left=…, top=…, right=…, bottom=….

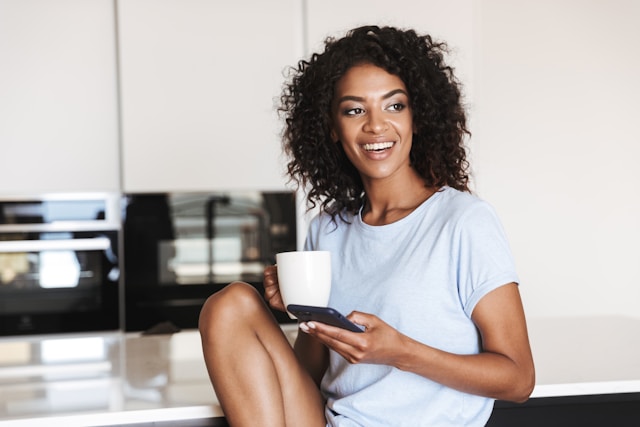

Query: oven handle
left=0, top=237, right=112, bottom=253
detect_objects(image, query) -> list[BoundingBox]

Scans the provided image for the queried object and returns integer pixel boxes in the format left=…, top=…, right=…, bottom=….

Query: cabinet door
left=0, top=0, right=120, bottom=195
left=118, top=0, right=302, bottom=192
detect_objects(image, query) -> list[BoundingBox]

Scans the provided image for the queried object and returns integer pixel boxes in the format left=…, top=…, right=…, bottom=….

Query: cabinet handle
left=0, top=237, right=111, bottom=253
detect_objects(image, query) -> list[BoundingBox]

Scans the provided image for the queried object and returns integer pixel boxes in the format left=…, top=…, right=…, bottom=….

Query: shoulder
left=435, top=187, right=495, bottom=220
left=428, top=188, right=508, bottom=241
left=308, top=209, right=356, bottom=234
left=305, top=208, right=356, bottom=249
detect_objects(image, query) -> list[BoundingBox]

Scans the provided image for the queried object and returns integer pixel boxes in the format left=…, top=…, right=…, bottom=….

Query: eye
left=387, top=103, right=406, bottom=112
left=343, top=107, right=365, bottom=116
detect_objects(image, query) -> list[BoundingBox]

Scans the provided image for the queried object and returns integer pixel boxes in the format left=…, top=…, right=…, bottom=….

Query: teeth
left=363, top=142, right=394, bottom=151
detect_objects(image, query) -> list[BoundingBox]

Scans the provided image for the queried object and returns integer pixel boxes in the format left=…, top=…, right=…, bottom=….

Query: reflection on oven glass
left=126, top=191, right=297, bottom=286
left=159, top=237, right=264, bottom=285
left=39, top=251, right=81, bottom=288
left=0, top=253, right=29, bottom=283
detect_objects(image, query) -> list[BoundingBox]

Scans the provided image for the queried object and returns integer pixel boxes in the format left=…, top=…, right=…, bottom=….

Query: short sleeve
left=303, top=213, right=323, bottom=251
left=456, top=201, right=519, bottom=317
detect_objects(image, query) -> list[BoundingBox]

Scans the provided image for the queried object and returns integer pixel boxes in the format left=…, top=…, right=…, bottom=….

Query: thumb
left=348, top=311, right=372, bottom=330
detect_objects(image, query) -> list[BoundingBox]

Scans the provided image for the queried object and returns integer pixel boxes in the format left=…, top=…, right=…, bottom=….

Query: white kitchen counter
left=0, top=316, right=639, bottom=426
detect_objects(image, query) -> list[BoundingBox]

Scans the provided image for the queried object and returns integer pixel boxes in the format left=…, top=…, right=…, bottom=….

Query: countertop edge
left=0, top=404, right=224, bottom=426
left=5, top=380, right=640, bottom=426
left=531, top=379, right=640, bottom=398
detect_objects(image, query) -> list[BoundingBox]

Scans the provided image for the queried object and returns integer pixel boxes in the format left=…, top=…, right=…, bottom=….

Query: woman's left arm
left=302, top=282, right=535, bottom=402
left=465, top=282, right=535, bottom=401
left=404, top=282, right=536, bottom=402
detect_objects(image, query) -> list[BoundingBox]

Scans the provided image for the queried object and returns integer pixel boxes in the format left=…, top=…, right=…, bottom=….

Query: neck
left=361, top=171, right=437, bottom=226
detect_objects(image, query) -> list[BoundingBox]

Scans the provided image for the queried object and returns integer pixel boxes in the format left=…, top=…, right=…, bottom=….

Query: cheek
left=395, top=116, right=414, bottom=134
left=331, top=123, right=346, bottom=141
left=332, top=117, right=361, bottom=142
left=339, top=142, right=360, bottom=165
left=341, top=127, right=362, bottom=145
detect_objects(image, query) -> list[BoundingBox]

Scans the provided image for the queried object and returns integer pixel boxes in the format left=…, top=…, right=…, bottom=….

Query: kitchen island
left=0, top=317, right=639, bottom=426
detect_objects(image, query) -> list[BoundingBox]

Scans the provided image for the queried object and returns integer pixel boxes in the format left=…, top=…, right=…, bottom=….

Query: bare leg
left=199, top=282, right=326, bottom=427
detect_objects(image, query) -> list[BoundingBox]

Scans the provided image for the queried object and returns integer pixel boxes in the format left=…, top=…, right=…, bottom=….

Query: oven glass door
left=0, top=231, right=120, bottom=335
left=123, top=191, right=297, bottom=331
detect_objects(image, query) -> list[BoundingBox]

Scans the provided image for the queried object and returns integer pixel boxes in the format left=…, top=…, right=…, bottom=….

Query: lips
left=363, top=141, right=395, bottom=152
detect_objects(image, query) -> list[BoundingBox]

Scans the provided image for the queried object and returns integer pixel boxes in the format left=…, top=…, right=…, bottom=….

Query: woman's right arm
left=263, top=264, right=329, bottom=386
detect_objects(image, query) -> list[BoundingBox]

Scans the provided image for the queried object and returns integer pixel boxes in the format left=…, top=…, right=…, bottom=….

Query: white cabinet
left=117, top=0, right=302, bottom=192
left=0, top=0, right=120, bottom=195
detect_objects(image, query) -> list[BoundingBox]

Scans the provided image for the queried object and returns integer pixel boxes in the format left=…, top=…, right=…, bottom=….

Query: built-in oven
left=0, top=194, right=121, bottom=337
left=122, top=191, right=297, bottom=332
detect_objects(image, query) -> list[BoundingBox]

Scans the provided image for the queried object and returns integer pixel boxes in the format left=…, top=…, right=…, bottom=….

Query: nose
left=363, top=110, right=388, bottom=134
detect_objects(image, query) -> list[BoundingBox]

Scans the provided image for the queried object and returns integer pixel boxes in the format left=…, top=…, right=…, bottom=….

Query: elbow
left=505, top=365, right=536, bottom=403
left=510, top=382, right=534, bottom=404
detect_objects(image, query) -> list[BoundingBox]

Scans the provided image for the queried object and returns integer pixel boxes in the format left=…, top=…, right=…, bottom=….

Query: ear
left=330, top=128, right=339, bottom=143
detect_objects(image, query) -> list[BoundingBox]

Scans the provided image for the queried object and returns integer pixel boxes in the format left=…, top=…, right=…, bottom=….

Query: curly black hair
left=279, top=25, right=470, bottom=218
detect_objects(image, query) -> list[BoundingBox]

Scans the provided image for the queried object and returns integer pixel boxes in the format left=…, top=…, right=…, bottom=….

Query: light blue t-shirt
left=303, top=187, right=519, bottom=427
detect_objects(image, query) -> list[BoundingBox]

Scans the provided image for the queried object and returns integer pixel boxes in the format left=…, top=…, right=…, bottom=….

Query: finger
left=264, top=285, right=280, bottom=302
left=306, top=321, right=362, bottom=346
left=263, top=272, right=278, bottom=290
left=264, top=286, right=277, bottom=300
left=263, top=265, right=277, bottom=282
left=265, top=289, right=285, bottom=311
left=304, top=322, right=365, bottom=363
left=347, top=311, right=372, bottom=331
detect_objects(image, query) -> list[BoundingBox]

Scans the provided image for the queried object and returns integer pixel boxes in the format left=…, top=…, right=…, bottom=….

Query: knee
left=199, top=281, right=263, bottom=334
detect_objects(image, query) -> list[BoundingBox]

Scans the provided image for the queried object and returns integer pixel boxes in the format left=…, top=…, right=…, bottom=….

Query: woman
left=199, top=25, right=535, bottom=427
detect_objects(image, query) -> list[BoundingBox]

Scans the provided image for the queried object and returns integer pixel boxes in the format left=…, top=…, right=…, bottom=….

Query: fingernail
left=307, top=322, right=316, bottom=329
left=299, top=323, right=310, bottom=333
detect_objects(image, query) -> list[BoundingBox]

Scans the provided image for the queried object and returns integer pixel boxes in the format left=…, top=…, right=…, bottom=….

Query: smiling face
left=330, top=63, right=415, bottom=186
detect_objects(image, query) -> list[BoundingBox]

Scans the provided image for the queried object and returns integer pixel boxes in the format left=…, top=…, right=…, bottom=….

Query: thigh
left=200, top=282, right=326, bottom=427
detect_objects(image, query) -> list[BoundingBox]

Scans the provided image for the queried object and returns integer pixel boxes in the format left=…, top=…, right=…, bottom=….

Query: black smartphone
left=287, top=304, right=364, bottom=333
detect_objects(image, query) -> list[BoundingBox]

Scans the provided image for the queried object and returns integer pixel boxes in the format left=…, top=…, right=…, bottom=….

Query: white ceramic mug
left=276, top=250, right=331, bottom=316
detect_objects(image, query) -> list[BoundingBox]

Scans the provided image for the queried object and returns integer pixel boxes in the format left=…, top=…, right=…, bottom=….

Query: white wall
left=472, top=0, right=640, bottom=318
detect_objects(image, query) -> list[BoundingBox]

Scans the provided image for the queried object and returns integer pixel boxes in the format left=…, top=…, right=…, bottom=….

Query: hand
left=263, top=265, right=286, bottom=312
left=299, top=311, right=407, bottom=366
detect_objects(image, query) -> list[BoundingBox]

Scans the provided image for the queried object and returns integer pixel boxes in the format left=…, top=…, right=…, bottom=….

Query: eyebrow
left=336, top=88, right=409, bottom=104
